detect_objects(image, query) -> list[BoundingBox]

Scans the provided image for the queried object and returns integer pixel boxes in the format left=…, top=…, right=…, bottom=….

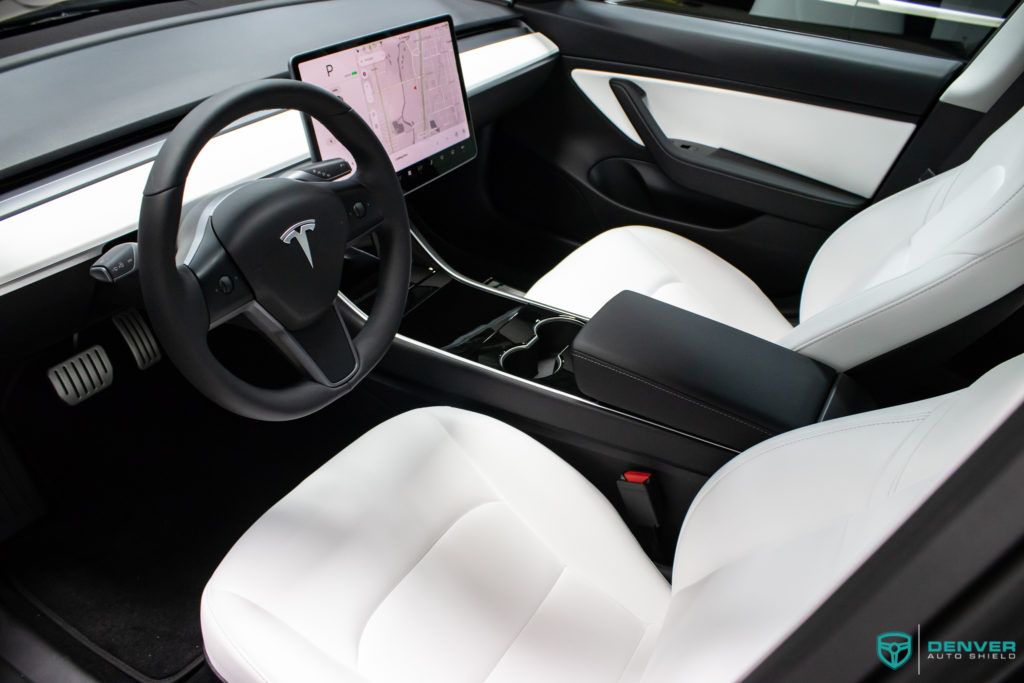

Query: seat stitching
left=923, top=167, right=961, bottom=221
left=675, top=414, right=933, bottom=557
left=429, top=413, right=663, bottom=625
left=205, top=592, right=274, bottom=683
left=573, top=351, right=775, bottom=436
left=480, top=567, right=568, bottom=683
left=886, top=398, right=960, bottom=497
left=794, top=187, right=1024, bottom=352
left=611, top=623, right=655, bottom=683
left=431, top=417, right=584, bottom=566
left=623, top=227, right=694, bottom=285
left=207, top=589, right=373, bottom=683
left=626, top=227, right=741, bottom=293
left=704, top=415, right=930, bottom=493
left=354, top=499, right=501, bottom=666
left=675, top=509, right=860, bottom=593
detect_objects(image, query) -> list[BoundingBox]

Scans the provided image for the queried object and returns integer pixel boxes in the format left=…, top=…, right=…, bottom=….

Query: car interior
left=2, top=1, right=1024, bottom=682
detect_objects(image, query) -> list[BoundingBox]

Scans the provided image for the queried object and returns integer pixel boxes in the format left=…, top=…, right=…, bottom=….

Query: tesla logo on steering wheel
left=281, top=220, right=317, bottom=268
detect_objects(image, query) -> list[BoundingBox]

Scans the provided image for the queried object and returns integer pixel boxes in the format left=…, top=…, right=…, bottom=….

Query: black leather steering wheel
left=138, top=79, right=411, bottom=421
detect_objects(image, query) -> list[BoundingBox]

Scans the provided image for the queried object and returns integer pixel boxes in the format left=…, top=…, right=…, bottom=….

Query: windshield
left=0, top=0, right=233, bottom=36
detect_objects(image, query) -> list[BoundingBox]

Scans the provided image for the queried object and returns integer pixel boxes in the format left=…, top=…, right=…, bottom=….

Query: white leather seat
left=202, top=355, right=1024, bottom=683
left=527, top=105, right=1024, bottom=371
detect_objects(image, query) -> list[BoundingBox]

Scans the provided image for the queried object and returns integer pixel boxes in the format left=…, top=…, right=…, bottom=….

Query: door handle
left=608, top=77, right=864, bottom=227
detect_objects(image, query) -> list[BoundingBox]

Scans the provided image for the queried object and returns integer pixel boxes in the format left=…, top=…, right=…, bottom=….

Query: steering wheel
left=137, top=79, right=411, bottom=421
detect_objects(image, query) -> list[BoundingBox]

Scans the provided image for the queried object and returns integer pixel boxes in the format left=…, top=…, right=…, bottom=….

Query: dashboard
left=0, top=1, right=559, bottom=362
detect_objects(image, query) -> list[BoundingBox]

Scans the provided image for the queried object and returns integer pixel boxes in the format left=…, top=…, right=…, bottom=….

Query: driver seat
left=201, top=354, right=1024, bottom=683
left=526, top=105, right=1024, bottom=371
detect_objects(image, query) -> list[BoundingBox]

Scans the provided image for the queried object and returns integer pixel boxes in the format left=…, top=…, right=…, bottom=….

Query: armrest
left=571, top=291, right=836, bottom=451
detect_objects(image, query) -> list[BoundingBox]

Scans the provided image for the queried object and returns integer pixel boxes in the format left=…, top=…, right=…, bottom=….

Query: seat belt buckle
left=617, top=470, right=660, bottom=528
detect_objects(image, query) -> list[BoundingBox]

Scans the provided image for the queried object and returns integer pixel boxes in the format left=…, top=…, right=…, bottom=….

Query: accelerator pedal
left=113, top=309, right=161, bottom=370
left=47, top=346, right=113, bottom=405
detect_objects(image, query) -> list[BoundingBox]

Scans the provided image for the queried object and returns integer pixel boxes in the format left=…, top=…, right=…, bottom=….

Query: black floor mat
left=1, top=360, right=394, bottom=681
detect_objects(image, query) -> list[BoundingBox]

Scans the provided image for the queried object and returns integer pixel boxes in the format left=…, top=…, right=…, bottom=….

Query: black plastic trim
left=610, top=78, right=865, bottom=227
left=519, top=0, right=960, bottom=117
left=572, top=292, right=836, bottom=451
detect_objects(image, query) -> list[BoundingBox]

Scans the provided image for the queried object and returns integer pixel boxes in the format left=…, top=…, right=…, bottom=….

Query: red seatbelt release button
left=623, top=470, right=652, bottom=485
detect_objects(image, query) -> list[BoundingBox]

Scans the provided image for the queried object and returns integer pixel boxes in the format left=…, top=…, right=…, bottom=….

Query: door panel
left=572, top=69, right=917, bottom=198
left=482, top=0, right=969, bottom=300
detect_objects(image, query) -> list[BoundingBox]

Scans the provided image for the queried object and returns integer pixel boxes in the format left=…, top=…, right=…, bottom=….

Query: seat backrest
left=778, top=106, right=1024, bottom=370
left=640, top=353, right=1024, bottom=683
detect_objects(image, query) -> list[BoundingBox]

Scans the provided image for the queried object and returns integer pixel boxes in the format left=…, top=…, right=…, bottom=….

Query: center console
left=335, top=225, right=873, bottom=562
left=343, top=230, right=586, bottom=395
left=341, top=229, right=872, bottom=457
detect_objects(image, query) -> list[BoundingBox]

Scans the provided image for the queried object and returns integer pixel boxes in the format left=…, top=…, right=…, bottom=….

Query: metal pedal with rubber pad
left=47, top=346, right=113, bottom=405
left=112, top=309, right=161, bottom=370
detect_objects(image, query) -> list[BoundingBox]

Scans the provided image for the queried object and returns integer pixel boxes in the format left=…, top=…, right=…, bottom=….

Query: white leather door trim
left=571, top=68, right=916, bottom=198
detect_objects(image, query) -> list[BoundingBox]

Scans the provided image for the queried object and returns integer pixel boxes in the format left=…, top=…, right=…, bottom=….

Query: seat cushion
left=526, top=226, right=793, bottom=341
left=642, top=353, right=1024, bottom=682
left=203, top=359, right=1024, bottom=683
left=202, top=407, right=669, bottom=683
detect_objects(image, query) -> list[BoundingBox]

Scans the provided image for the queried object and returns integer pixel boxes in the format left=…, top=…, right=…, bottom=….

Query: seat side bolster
left=202, top=589, right=368, bottom=683
left=783, top=227, right=1024, bottom=370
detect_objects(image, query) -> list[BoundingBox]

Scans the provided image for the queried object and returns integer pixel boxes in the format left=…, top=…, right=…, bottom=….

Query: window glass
left=620, top=0, right=1019, bottom=59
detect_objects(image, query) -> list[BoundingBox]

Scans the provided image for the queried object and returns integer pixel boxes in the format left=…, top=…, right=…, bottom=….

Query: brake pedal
left=47, top=346, right=113, bottom=405
left=113, top=309, right=161, bottom=370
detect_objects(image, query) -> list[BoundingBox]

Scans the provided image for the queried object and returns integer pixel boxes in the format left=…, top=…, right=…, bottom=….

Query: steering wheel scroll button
left=216, top=276, right=235, bottom=294
left=188, top=227, right=252, bottom=326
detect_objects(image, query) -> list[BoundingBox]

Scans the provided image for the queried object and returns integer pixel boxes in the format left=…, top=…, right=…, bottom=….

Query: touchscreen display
left=291, top=17, right=476, bottom=193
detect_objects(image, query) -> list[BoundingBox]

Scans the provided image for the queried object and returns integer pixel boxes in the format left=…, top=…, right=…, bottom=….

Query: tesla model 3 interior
left=2, top=1, right=1024, bottom=681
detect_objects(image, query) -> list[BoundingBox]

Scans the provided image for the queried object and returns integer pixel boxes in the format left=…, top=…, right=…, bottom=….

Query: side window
left=620, top=0, right=1019, bottom=59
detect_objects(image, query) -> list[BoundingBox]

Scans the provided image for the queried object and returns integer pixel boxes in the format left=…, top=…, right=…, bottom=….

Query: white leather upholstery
left=526, top=225, right=794, bottom=340
left=202, top=356, right=1024, bottom=683
left=202, top=407, right=669, bottom=683
left=645, top=353, right=1024, bottom=681
left=527, top=105, right=1024, bottom=370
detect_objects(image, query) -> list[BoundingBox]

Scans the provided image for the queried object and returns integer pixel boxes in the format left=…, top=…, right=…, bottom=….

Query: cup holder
left=499, top=317, right=584, bottom=380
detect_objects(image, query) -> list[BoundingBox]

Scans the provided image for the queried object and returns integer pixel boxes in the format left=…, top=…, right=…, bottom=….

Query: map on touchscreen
left=295, top=20, right=471, bottom=173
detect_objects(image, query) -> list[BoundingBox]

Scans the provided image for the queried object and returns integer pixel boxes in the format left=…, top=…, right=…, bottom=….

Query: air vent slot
left=47, top=345, right=113, bottom=405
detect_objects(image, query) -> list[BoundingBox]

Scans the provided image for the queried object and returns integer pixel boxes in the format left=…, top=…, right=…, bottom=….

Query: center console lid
left=571, top=292, right=837, bottom=451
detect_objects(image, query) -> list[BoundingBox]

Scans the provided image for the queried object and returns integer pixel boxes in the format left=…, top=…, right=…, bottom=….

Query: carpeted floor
left=1, top=355, right=394, bottom=681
